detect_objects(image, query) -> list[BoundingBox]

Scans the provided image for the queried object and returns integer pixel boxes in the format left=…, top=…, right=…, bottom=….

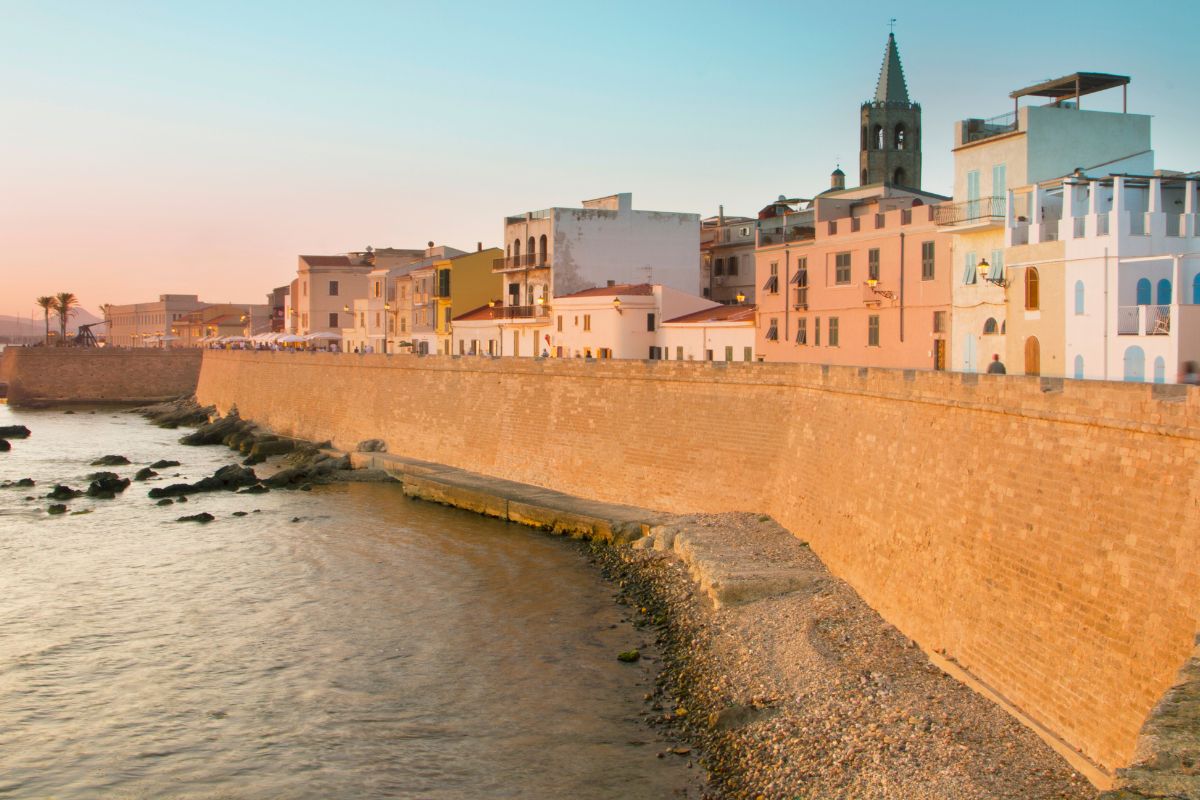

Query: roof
left=1010, top=72, right=1129, bottom=101
left=873, top=33, right=910, bottom=105
left=452, top=303, right=501, bottom=322
left=663, top=304, right=757, bottom=325
left=299, top=255, right=352, bottom=267
left=555, top=283, right=655, bottom=299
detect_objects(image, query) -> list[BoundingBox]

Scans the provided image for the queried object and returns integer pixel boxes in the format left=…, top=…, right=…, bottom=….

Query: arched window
left=538, top=234, right=548, bottom=264
left=892, top=167, right=906, bottom=185
left=894, top=123, right=907, bottom=150
left=1025, top=336, right=1041, bottom=376
left=1073, top=354, right=1084, bottom=380
left=513, top=238, right=521, bottom=260
left=1157, top=278, right=1172, bottom=305
left=1025, top=267, right=1040, bottom=310
left=1001, top=320, right=1007, bottom=335
left=873, top=124, right=884, bottom=150
left=527, top=237, right=535, bottom=262
left=983, top=317, right=998, bottom=335
left=1154, top=356, right=1166, bottom=384
left=1123, top=345, right=1146, bottom=382
left=1193, top=274, right=1200, bottom=304
left=1074, top=280, right=1085, bottom=315
left=1136, top=278, right=1151, bottom=305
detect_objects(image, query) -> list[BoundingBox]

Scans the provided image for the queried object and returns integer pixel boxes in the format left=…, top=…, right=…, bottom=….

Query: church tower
left=859, top=33, right=921, bottom=187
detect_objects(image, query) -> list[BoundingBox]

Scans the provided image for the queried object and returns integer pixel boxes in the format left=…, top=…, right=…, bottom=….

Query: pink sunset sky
left=3, top=1, right=1196, bottom=319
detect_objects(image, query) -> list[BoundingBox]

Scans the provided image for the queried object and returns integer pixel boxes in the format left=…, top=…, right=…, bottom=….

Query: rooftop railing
left=933, top=196, right=1006, bottom=226
left=961, top=111, right=1018, bottom=144
left=757, top=226, right=815, bottom=246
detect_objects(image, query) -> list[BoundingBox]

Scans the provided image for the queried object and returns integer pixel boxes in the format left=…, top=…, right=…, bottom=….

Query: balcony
left=1118, top=305, right=1172, bottom=336
left=493, top=304, right=551, bottom=320
left=492, top=253, right=552, bottom=273
left=757, top=226, right=815, bottom=246
left=933, top=196, right=1006, bottom=229
left=959, top=111, right=1018, bottom=145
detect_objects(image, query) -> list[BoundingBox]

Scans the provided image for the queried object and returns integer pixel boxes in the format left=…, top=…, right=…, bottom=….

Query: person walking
left=986, top=353, right=1006, bottom=375
left=1181, top=361, right=1199, bottom=385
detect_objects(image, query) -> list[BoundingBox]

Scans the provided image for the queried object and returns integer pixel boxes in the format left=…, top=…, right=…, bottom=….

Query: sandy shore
left=591, top=512, right=1096, bottom=800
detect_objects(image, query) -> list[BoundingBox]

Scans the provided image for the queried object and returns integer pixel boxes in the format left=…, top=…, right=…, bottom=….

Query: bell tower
left=859, top=32, right=921, bottom=187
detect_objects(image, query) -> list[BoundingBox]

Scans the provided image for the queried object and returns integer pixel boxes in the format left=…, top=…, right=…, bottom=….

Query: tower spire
left=874, top=31, right=910, bottom=105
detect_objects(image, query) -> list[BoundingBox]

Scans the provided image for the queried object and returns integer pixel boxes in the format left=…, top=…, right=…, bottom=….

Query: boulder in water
left=47, top=504, right=68, bottom=515
left=91, top=455, right=131, bottom=466
left=156, top=498, right=174, bottom=506
left=150, top=460, right=181, bottom=469
left=134, top=467, right=157, bottom=481
left=0, top=439, right=10, bottom=452
left=87, top=475, right=131, bottom=498
left=176, top=512, right=215, bottom=523
left=47, top=484, right=82, bottom=501
left=0, top=425, right=31, bottom=439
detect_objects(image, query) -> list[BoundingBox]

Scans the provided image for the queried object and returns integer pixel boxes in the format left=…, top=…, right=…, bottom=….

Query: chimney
left=477, top=242, right=482, bottom=252
left=606, top=279, right=615, bottom=287
left=718, top=205, right=725, bottom=225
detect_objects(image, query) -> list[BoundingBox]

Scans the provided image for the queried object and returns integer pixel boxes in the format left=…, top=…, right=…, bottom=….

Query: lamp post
left=735, top=291, right=746, bottom=304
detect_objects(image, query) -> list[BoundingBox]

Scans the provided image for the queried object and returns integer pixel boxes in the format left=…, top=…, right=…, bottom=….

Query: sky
left=2, top=0, right=1198, bottom=318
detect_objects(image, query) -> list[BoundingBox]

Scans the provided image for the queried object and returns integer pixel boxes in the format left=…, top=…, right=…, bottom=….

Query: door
left=966, top=170, right=980, bottom=219
left=933, top=339, right=947, bottom=371
left=961, top=334, right=977, bottom=372
left=512, top=330, right=520, bottom=358
left=1024, top=336, right=1041, bottom=376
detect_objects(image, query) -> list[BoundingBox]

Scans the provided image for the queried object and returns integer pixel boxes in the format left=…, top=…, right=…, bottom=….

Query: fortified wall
left=1, top=347, right=202, bottom=405
left=195, top=350, right=1200, bottom=779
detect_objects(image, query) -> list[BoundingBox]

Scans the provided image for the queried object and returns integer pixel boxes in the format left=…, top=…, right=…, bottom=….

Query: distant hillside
left=0, top=308, right=104, bottom=340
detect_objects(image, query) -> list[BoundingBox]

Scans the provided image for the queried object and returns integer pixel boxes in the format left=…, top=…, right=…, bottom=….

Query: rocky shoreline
left=590, top=514, right=1098, bottom=800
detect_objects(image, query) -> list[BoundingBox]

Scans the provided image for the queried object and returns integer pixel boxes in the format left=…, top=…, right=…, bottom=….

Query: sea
left=0, top=403, right=697, bottom=799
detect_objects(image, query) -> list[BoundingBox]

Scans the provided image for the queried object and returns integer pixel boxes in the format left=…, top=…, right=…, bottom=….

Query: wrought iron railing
left=493, top=304, right=551, bottom=320
left=932, top=196, right=1006, bottom=226
left=492, top=253, right=551, bottom=271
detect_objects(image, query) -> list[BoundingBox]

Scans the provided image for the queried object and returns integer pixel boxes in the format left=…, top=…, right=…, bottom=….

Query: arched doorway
left=1156, top=278, right=1172, bottom=305
left=1154, top=356, right=1166, bottom=384
left=1024, top=336, right=1041, bottom=376
left=1123, top=346, right=1145, bottom=382
left=1136, top=278, right=1151, bottom=305
left=1073, top=354, right=1084, bottom=380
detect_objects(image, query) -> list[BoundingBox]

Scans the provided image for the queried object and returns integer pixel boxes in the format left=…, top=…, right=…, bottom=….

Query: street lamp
left=735, top=291, right=746, bottom=304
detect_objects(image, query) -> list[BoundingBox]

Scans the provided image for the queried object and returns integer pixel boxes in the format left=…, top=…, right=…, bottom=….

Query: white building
left=939, top=72, right=1153, bottom=373
left=1016, top=172, right=1200, bottom=382
left=549, top=283, right=716, bottom=359
left=659, top=303, right=757, bottom=362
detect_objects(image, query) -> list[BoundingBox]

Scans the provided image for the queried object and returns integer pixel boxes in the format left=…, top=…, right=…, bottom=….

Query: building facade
left=859, top=32, right=921, bottom=188
left=700, top=209, right=757, bottom=304
left=658, top=303, right=757, bottom=362
left=105, top=295, right=207, bottom=347
left=292, top=254, right=373, bottom=336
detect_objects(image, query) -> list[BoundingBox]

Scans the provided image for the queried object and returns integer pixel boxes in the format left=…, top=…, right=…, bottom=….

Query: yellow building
left=438, top=247, right=503, bottom=355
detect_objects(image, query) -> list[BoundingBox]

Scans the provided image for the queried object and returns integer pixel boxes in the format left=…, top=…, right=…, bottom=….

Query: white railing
left=1073, top=217, right=1086, bottom=239
left=1097, top=213, right=1109, bottom=236
left=1118, top=305, right=1172, bottom=335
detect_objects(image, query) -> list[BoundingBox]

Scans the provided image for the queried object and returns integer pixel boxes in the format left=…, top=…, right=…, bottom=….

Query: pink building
left=755, top=189, right=953, bottom=369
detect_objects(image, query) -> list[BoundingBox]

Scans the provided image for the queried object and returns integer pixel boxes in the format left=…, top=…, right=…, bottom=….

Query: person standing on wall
left=986, top=353, right=1006, bottom=375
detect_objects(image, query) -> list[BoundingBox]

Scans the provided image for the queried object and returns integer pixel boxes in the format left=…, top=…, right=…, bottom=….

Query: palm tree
left=35, top=296, right=55, bottom=346
left=53, top=292, right=79, bottom=345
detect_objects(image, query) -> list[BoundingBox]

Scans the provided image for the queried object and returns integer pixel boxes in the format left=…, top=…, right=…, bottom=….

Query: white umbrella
left=304, top=332, right=342, bottom=341
left=221, top=336, right=251, bottom=343
left=277, top=334, right=306, bottom=344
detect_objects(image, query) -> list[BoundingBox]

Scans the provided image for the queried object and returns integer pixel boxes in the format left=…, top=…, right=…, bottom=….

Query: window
left=303, top=281, right=307, bottom=297
left=933, top=310, right=946, bottom=333
left=400, top=317, right=406, bottom=332
left=676, top=346, right=684, bottom=360
left=766, top=318, right=779, bottom=341
left=374, top=281, right=381, bottom=298
left=792, top=258, right=808, bottom=307
left=1157, top=279, right=1172, bottom=305
left=329, top=280, right=339, bottom=296
left=894, top=123, right=906, bottom=150
left=1074, top=281, right=1085, bottom=315
left=921, top=242, right=935, bottom=280
left=1135, top=278, right=1151, bottom=305
left=763, top=262, right=779, bottom=293
left=963, top=251, right=977, bottom=284
left=1074, top=354, right=1084, bottom=380
left=728, top=256, right=739, bottom=276
left=375, top=312, right=381, bottom=327
left=583, top=314, right=591, bottom=331
left=715, top=258, right=724, bottom=276
left=796, top=318, right=807, bottom=345
left=444, top=307, right=452, bottom=328
left=739, top=226, right=750, bottom=237
left=725, top=345, right=733, bottom=362
left=705, top=349, right=714, bottom=361
left=742, top=346, right=750, bottom=361
left=1025, top=268, right=1040, bottom=310
left=647, top=313, right=656, bottom=332
left=557, top=315, right=563, bottom=332
left=868, top=315, right=879, bottom=346
left=828, top=317, right=839, bottom=346
left=868, top=249, right=880, bottom=281
left=328, top=312, right=338, bottom=328
left=438, top=270, right=450, bottom=297
left=983, top=317, right=998, bottom=335
left=648, top=346, right=662, bottom=360
left=835, top=252, right=851, bottom=284
left=814, top=317, right=821, bottom=346
left=989, top=249, right=1004, bottom=283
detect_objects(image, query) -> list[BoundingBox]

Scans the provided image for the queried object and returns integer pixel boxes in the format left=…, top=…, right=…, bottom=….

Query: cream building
left=940, top=72, right=1153, bottom=373
left=105, top=295, right=207, bottom=347
left=291, top=253, right=373, bottom=336
left=701, top=209, right=757, bottom=304
left=659, top=303, right=757, bottom=362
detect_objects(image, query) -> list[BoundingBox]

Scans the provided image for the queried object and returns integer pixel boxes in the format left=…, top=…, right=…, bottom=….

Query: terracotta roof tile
left=663, top=304, right=757, bottom=324
left=555, top=283, right=655, bottom=299
left=452, top=303, right=501, bottom=322
left=299, top=255, right=353, bottom=266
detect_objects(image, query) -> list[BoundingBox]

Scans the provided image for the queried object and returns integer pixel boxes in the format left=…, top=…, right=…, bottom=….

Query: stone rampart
left=2, top=347, right=202, bottom=405
left=195, top=350, right=1200, bottom=779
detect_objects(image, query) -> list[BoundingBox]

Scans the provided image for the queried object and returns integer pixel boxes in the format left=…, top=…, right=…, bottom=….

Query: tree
left=53, top=292, right=79, bottom=345
left=35, top=296, right=55, bottom=346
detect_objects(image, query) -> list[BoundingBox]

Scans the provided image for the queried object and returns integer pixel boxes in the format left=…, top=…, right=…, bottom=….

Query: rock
left=69, top=509, right=92, bottom=515
left=178, top=413, right=247, bottom=446
left=1, top=478, right=35, bottom=488
left=134, top=467, right=157, bottom=481
left=176, top=512, right=215, bottom=523
left=147, top=464, right=259, bottom=498
left=87, top=475, right=131, bottom=498
left=0, top=439, right=10, bottom=452
left=248, top=439, right=296, bottom=460
left=150, top=460, right=181, bottom=469
left=148, top=482, right=196, bottom=499
left=618, top=649, right=641, bottom=663
left=356, top=439, right=388, bottom=453
left=86, top=471, right=120, bottom=482
left=47, top=504, right=68, bottom=515
left=156, top=498, right=174, bottom=506
left=47, top=484, right=82, bottom=501
left=137, top=398, right=213, bottom=428
left=0, top=425, right=31, bottom=439
left=232, top=511, right=248, bottom=517
left=176, top=495, right=187, bottom=503
left=91, top=454, right=131, bottom=466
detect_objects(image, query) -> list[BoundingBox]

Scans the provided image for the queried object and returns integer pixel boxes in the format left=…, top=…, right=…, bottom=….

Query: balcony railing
left=492, top=253, right=552, bottom=272
left=493, top=304, right=551, bottom=320
left=757, top=226, right=815, bottom=246
left=933, top=196, right=1006, bottom=226
left=962, top=111, right=1018, bottom=144
left=1118, top=305, right=1172, bottom=336
left=1097, top=213, right=1110, bottom=236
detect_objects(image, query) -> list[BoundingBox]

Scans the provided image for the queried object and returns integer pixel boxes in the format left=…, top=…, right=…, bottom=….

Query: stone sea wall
left=1, top=347, right=202, bottom=405
left=194, top=349, right=1200, bottom=780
